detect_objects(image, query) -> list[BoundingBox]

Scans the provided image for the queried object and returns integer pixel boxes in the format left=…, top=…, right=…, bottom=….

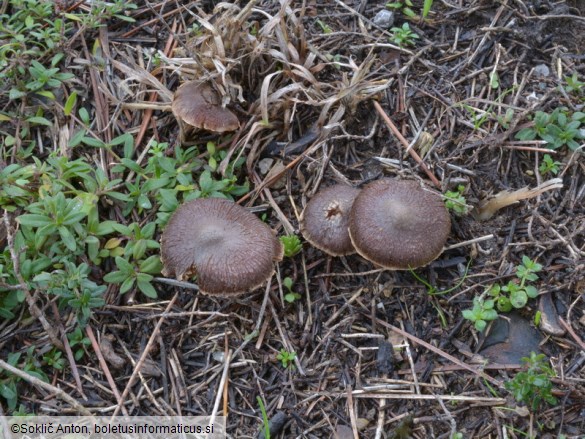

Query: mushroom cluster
left=300, top=179, right=451, bottom=269
left=161, top=198, right=283, bottom=296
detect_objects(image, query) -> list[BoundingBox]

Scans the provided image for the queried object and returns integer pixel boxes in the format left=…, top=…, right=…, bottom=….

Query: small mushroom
left=348, top=179, right=451, bottom=270
left=171, top=81, right=240, bottom=134
left=300, top=184, right=360, bottom=256
left=161, top=198, right=283, bottom=296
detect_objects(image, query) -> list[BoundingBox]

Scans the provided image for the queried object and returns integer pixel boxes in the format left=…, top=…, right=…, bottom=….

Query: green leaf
left=525, top=285, right=538, bottom=298
left=17, top=214, right=53, bottom=227
left=35, top=90, right=56, bottom=100
left=489, top=72, right=500, bottom=89
left=462, top=309, right=474, bottom=320
left=120, top=158, right=142, bottom=173
left=403, top=7, right=416, bottom=17
left=9, top=88, right=27, bottom=100
left=110, top=133, right=133, bottom=146
left=79, top=107, right=90, bottom=125
left=137, top=194, right=152, bottom=209
left=58, top=226, right=77, bottom=251
left=137, top=278, right=157, bottom=297
left=81, top=137, right=106, bottom=148
left=95, top=220, right=119, bottom=235
left=199, top=170, right=214, bottom=193
left=475, top=320, right=487, bottom=332
left=103, top=270, right=128, bottom=284
left=497, top=296, right=512, bottom=312
left=64, top=91, right=77, bottom=116
left=132, top=239, right=147, bottom=260
left=86, top=235, right=100, bottom=261
left=27, top=116, right=52, bottom=126
left=69, top=129, right=86, bottom=147
left=115, top=256, right=135, bottom=274
left=119, top=276, right=136, bottom=294
left=510, top=290, right=528, bottom=308
left=422, top=0, right=433, bottom=18
left=63, top=211, right=87, bottom=225
left=482, top=309, right=498, bottom=320
left=139, top=255, right=163, bottom=274
left=515, top=128, right=536, bottom=141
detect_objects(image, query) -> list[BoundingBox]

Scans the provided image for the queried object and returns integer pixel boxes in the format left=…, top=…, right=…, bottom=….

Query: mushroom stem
left=473, top=178, right=564, bottom=221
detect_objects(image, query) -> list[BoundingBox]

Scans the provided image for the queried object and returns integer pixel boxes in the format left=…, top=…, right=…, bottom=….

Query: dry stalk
left=473, top=178, right=564, bottom=220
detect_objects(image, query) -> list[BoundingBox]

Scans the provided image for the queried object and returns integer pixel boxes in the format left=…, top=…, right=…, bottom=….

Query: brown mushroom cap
left=161, top=198, right=283, bottom=295
left=171, top=81, right=240, bottom=133
left=300, top=184, right=361, bottom=256
left=348, top=179, right=451, bottom=270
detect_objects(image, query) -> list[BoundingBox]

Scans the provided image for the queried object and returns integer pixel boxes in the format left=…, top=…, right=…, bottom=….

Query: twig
left=85, top=326, right=129, bottom=416
left=346, top=385, right=359, bottom=439
left=373, top=101, right=442, bottom=188
left=350, top=393, right=505, bottom=403
left=444, top=234, right=495, bottom=251
left=50, top=302, right=86, bottom=400
left=0, top=358, right=92, bottom=415
left=559, top=318, right=585, bottom=351
left=210, top=350, right=232, bottom=426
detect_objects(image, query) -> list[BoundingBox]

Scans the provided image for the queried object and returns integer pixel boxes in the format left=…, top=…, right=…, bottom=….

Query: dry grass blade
left=111, top=58, right=173, bottom=102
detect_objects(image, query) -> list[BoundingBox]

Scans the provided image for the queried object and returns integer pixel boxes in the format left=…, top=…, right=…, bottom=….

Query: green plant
left=276, top=349, right=296, bottom=369
left=515, top=108, right=584, bottom=151
left=280, top=235, right=302, bottom=258
left=32, top=261, right=106, bottom=325
left=315, top=19, right=332, bottom=34
left=283, top=277, right=300, bottom=303
left=538, top=154, right=561, bottom=176
left=496, top=108, right=515, bottom=129
left=463, top=256, right=542, bottom=331
left=42, top=348, right=65, bottom=371
left=389, top=23, right=419, bottom=47
left=386, top=0, right=434, bottom=19
left=444, top=185, right=470, bottom=215
left=422, top=0, right=434, bottom=18
left=256, top=396, right=271, bottom=439
left=501, top=256, right=542, bottom=308
left=0, top=348, right=48, bottom=411
left=386, top=0, right=416, bottom=18
left=505, top=352, right=557, bottom=411
left=462, top=297, right=498, bottom=332
left=63, top=0, right=137, bottom=28
left=67, top=327, right=91, bottom=361
left=20, top=55, right=74, bottom=98
left=562, top=72, right=584, bottom=95
left=103, top=255, right=161, bottom=298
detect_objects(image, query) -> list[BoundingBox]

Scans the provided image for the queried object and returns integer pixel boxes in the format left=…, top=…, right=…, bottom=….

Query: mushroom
left=161, top=198, right=283, bottom=296
left=300, top=184, right=361, bottom=256
left=348, top=179, right=451, bottom=270
left=171, top=81, right=240, bottom=134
